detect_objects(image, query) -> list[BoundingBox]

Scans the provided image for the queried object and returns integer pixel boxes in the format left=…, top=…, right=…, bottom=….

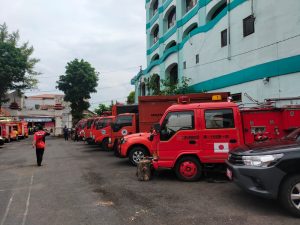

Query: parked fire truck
left=90, top=116, right=115, bottom=150
left=136, top=101, right=300, bottom=181
left=17, top=121, right=29, bottom=139
left=0, top=120, right=19, bottom=142
left=76, top=119, right=87, bottom=140
left=110, top=93, right=229, bottom=156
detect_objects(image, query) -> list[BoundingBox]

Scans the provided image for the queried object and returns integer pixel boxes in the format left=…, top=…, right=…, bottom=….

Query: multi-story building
left=131, top=0, right=300, bottom=105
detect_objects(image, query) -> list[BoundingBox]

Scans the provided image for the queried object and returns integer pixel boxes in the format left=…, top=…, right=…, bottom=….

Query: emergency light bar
left=212, top=95, right=222, bottom=101
left=177, top=96, right=190, bottom=104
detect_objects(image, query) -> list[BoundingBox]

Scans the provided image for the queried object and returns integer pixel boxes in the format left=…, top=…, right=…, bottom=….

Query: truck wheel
left=101, top=138, right=109, bottom=151
left=129, top=147, right=149, bottom=166
left=279, top=175, right=300, bottom=217
left=175, top=156, right=202, bottom=181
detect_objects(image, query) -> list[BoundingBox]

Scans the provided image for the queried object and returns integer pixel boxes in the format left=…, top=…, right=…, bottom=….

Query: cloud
left=0, top=0, right=146, bottom=108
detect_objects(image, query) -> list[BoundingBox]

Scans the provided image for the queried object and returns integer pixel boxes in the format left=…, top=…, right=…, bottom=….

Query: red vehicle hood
left=124, top=132, right=150, bottom=139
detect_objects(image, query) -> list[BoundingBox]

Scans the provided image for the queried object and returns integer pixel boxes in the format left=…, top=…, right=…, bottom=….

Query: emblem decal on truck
left=214, top=143, right=229, bottom=153
left=121, top=129, right=128, bottom=136
left=101, top=130, right=106, bottom=135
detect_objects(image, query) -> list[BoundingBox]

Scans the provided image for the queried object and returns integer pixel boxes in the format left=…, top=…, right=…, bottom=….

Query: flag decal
left=214, top=143, right=229, bottom=153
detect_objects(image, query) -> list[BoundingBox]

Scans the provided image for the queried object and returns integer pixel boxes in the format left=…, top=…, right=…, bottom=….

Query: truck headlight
left=242, top=154, right=284, bottom=167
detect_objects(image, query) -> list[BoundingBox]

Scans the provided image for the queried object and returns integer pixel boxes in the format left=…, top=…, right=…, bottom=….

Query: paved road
left=0, top=137, right=299, bottom=225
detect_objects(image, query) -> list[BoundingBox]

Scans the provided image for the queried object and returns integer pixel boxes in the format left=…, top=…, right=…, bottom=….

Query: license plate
left=226, top=168, right=233, bottom=180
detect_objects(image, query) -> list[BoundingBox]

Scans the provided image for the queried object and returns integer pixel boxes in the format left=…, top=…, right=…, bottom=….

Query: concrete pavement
left=0, top=137, right=299, bottom=225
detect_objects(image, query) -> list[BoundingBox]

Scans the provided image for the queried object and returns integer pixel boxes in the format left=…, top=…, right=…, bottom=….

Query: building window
left=152, top=0, right=159, bottom=16
left=221, top=29, right=227, bottom=47
left=152, top=25, right=159, bottom=44
left=182, top=23, right=198, bottom=39
left=243, top=15, right=255, bottom=37
left=196, top=54, right=199, bottom=64
left=167, top=7, right=176, bottom=29
left=183, top=61, right=186, bottom=69
left=151, top=54, right=160, bottom=62
left=186, top=0, right=197, bottom=13
left=209, top=1, right=227, bottom=21
left=165, top=40, right=177, bottom=51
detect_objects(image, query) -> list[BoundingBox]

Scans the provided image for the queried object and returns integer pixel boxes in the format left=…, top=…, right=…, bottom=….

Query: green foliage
left=94, top=104, right=110, bottom=115
left=127, top=91, right=135, bottom=104
left=145, top=74, right=160, bottom=95
left=57, top=59, right=99, bottom=122
left=0, top=23, right=39, bottom=106
left=160, top=76, right=191, bottom=95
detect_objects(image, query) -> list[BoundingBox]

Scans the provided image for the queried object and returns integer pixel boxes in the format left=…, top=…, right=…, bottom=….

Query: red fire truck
left=0, top=121, right=18, bottom=142
left=109, top=93, right=229, bottom=155
left=90, top=116, right=115, bottom=150
left=139, top=102, right=300, bottom=181
left=76, top=119, right=87, bottom=140
left=17, top=121, right=28, bottom=139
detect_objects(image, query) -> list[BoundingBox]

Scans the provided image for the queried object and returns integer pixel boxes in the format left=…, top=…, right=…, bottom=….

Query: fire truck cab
left=151, top=102, right=245, bottom=181
left=91, top=116, right=115, bottom=150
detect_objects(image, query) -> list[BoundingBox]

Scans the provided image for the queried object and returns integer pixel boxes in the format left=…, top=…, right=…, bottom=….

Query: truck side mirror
left=148, top=134, right=154, bottom=141
left=153, top=123, right=161, bottom=133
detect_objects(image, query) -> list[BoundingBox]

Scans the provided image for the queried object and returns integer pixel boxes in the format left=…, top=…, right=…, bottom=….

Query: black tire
left=128, top=146, right=149, bottom=166
left=279, top=175, right=300, bottom=217
left=175, top=156, right=202, bottom=182
left=101, top=138, right=109, bottom=151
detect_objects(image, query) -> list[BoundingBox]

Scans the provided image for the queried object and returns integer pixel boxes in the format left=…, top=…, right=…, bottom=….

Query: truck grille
left=228, top=154, right=244, bottom=165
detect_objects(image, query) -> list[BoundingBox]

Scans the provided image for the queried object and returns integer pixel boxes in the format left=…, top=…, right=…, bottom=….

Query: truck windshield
left=96, top=118, right=112, bottom=130
left=115, top=116, right=132, bottom=127
left=87, top=120, right=94, bottom=129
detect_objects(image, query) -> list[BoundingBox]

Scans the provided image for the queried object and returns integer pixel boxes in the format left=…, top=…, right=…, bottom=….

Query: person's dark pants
left=36, top=148, right=45, bottom=166
left=64, top=133, right=68, bottom=141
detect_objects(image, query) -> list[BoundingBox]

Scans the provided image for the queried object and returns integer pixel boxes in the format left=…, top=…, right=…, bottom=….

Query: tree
left=127, top=91, right=135, bottom=104
left=94, top=104, right=109, bottom=115
left=57, top=59, right=99, bottom=122
left=160, top=76, right=191, bottom=95
left=0, top=23, right=39, bottom=107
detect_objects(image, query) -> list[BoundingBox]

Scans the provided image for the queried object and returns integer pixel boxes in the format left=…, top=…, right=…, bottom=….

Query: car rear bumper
left=226, top=161, right=286, bottom=199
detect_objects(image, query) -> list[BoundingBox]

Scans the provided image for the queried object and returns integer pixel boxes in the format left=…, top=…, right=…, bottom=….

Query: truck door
left=200, top=108, right=241, bottom=163
left=157, top=110, right=199, bottom=166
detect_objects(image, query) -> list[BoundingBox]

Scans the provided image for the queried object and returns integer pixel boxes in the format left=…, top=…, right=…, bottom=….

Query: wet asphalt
left=0, top=136, right=299, bottom=225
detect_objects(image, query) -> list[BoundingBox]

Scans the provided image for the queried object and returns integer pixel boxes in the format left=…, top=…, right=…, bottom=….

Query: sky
left=0, top=0, right=146, bottom=109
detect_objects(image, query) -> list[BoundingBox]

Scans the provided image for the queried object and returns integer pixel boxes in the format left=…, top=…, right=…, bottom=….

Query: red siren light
left=178, top=96, right=190, bottom=104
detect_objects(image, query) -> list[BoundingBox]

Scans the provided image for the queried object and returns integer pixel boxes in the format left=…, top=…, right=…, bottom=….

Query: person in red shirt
left=32, top=126, right=49, bottom=166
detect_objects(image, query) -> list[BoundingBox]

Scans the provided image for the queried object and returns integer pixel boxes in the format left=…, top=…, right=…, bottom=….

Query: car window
left=205, top=109, right=235, bottom=129
left=160, top=111, right=194, bottom=141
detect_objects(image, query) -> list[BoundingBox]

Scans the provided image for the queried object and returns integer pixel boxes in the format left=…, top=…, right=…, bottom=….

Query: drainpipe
left=227, top=0, right=231, bottom=60
left=251, top=0, right=254, bottom=16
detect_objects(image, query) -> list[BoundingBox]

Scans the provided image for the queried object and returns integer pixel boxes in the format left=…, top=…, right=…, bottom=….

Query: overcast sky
left=0, top=0, right=146, bottom=108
